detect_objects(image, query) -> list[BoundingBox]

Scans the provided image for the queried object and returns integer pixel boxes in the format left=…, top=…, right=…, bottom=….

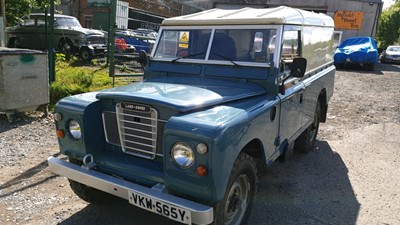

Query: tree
left=5, top=0, right=60, bottom=26
left=376, top=0, right=400, bottom=48
left=5, top=0, right=34, bottom=26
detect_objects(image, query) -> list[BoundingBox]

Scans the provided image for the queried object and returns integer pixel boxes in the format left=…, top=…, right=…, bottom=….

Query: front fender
left=164, top=95, right=279, bottom=203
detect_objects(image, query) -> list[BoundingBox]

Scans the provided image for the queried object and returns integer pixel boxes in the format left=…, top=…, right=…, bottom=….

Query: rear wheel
left=212, top=153, right=257, bottom=225
left=8, top=38, right=21, bottom=48
left=294, top=101, right=321, bottom=153
left=368, top=63, right=375, bottom=71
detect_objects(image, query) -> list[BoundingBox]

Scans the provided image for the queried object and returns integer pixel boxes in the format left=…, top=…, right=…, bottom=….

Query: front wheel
left=79, top=47, right=93, bottom=61
left=213, top=153, right=257, bottom=225
left=59, top=38, right=74, bottom=59
left=294, top=101, right=321, bottom=153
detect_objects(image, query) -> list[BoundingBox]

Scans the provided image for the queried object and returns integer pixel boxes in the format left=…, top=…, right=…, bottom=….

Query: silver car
left=380, top=45, right=400, bottom=64
left=6, top=14, right=107, bottom=61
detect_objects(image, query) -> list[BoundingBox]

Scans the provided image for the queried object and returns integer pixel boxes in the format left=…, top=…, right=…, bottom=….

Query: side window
left=280, top=30, right=301, bottom=73
left=333, top=31, right=342, bottom=49
left=23, top=19, right=35, bottom=27
left=37, top=18, right=46, bottom=27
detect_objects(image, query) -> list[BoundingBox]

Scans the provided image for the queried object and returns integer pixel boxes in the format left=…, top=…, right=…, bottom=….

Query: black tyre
left=294, top=101, right=321, bottom=153
left=368, top=63, right=375, bottom=71
left=58, top=38, right=73, bottom=59
left=8, top=38, right=21, bottom=48
left=79, top=47, right=93, bottom=61
left=68, top=158, right=115, bottom=204
left=212, top=153, right=257, bottom=225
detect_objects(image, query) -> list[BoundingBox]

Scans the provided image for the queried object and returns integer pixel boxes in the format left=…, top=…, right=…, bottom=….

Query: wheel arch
left=318, top=88, right=328, bottom=123
left=7, top=37, right=20, bottom=48
left=241, top=138, right=265, bottom=169
left=58, top=37, right=75, bottom=51
left=212, top=137, right=264, bottom=202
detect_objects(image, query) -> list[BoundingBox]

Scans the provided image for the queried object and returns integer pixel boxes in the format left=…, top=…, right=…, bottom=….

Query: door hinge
left=274, top=136, right=281, bottom=146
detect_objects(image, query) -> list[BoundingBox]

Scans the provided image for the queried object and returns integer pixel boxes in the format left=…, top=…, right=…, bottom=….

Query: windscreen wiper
left=171, top=52, right=205, bottom=63
left=210, top=52, right=239, bottom=66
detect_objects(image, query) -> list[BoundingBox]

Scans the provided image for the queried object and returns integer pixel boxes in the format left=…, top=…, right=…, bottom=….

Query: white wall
left=116, top=1, right=129, bottom=29
left=0, top=17, right=4, bottom=47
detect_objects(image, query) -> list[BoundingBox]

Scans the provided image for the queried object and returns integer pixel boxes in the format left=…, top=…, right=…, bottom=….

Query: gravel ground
left=0, top=63, right=399, bottom=225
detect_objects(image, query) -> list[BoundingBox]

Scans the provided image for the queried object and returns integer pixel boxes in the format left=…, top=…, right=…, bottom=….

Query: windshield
left=153, top=28, right=277, bottom=65
left=54, top=17, right=82, bottom=28
left=387, top=46, right=400, bottom=52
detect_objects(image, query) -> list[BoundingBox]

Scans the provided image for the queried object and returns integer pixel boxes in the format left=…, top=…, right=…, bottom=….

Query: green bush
left=50, top=54, right=140, bottom=106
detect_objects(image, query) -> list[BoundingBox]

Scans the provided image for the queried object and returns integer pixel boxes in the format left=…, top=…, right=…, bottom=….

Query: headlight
left=196, top=143, right=208, bottom=155
left=79, top=33, right=86, bottom=39
left=171, top=142, right=194, bottom=168
left=68, top=120, right=81, bottom=140
left=54, top=112, right=62, bottom=121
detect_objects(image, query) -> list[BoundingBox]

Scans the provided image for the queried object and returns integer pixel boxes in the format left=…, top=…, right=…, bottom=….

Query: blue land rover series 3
left=48, top=6, right=335, bottom=225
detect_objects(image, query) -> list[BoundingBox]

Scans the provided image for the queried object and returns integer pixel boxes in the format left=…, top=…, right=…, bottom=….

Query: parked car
left=115, top=29, right=156, bottom=53
left=114, top=37, right=136, bottom=55
left=48, top=6, right=336, bottom=225
left=5, top=13, right=107, bottom=61
left=379, top=45, right=400, bottom=64
left=133, top=28, right=157, bottom=39
left=334, top=36, right=378, bottom=70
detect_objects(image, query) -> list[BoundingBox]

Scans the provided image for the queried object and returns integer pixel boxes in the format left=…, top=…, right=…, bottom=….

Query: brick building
left=58, top=0, right=383, bottom=42
left=58, top=0, right=181, bottom=30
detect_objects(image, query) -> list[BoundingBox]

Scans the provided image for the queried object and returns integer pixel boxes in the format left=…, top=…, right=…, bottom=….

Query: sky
left=383, top=0, right=395, bottom=9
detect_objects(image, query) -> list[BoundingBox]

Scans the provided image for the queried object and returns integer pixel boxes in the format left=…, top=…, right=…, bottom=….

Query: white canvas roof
left=162, top=6, right=334, bottom=27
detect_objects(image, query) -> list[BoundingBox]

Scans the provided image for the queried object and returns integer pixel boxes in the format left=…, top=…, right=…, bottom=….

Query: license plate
left=128, top=190, right=191, bottom=224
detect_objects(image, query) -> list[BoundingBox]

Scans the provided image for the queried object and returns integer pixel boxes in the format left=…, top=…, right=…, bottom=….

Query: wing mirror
left=291, top=57, right=307, bottom=78
left=137, top=50, right=149, bottom=69
left=279, top=57, right=307, bottom=95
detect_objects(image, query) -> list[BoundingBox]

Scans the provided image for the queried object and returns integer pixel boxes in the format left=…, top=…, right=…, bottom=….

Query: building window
left=85, top=16, right=92, bottom=28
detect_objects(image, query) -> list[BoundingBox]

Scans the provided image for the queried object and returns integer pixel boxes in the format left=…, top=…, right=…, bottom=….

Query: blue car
left=334, top=36, right=378, bottom=70
left=115, top=29, right=156, bottom=54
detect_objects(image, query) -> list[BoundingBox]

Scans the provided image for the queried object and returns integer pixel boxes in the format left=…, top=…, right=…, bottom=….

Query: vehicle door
left=277, top=28, right=305, bottom=142
left=15, top=17, right=37, bottom=48
left=35, top=15, right=48, bottom=49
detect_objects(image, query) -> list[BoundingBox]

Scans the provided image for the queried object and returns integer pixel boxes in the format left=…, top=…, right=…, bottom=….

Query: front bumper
left=88, top=45, right=107, bottom=56
left=47, top=156, right=213, bottom=225
left=381, top=56, right=400, bottom=63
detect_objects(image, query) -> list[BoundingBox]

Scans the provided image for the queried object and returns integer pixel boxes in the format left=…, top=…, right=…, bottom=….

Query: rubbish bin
left=0, top=47, right=49, bottom=122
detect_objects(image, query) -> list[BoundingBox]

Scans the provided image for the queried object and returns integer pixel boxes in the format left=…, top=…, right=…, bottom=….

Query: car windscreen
left=153, top=28, right=277, bottom=65
left=54, top=17, right=82, bottom=28
left=387, top=46, right=400, bottom=52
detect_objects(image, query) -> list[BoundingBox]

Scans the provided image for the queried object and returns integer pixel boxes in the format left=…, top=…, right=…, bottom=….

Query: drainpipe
left=371, top=2, right=383, bottom=38
left=78, top=0, right=81, bottom=22
left=108, top=0, right=117, bottom=83
left=1, top=0, right=5, bottom=46
left=49, top=1, right=55, bottom=83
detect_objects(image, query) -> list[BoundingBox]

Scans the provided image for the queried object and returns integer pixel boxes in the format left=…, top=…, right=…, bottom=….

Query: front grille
left=86, top=35, right=106, bottom=45
left=102, top=103, right=166, bottom=159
